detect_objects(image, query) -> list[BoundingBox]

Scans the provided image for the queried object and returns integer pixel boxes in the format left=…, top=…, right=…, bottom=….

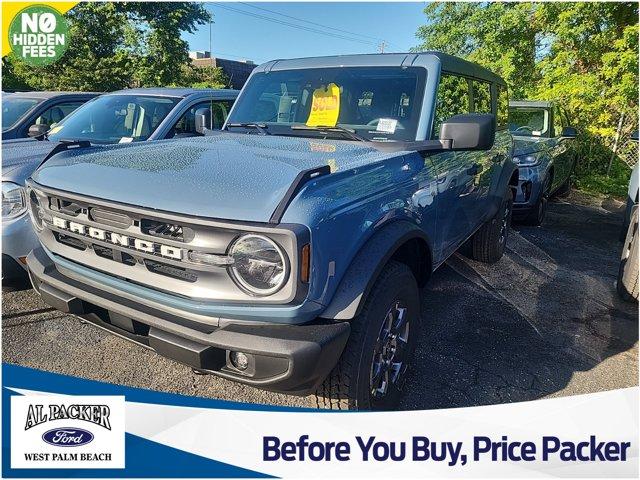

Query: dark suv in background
left=509, top=100, right=577, bottom=225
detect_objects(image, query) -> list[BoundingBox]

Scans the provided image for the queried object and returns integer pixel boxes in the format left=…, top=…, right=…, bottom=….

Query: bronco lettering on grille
left=51, top=216, right=183, bottom=260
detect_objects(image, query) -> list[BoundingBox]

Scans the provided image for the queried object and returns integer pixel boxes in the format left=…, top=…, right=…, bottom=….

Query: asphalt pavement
left=2, top=192, right=638, bottom=409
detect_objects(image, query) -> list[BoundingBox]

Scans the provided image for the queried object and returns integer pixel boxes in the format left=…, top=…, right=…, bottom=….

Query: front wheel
left=469, top=187, right=513, bottom=263
left=313, top=261, right=420, bottom=410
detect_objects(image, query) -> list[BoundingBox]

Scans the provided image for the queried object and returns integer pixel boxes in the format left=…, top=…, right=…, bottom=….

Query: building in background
left=189, top=51, right=256, bottom=89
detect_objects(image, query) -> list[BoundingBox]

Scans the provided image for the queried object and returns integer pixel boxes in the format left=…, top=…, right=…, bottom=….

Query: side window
left=433, top=74, right=471, bottom=138
left=211, top=100, right=233, bottom=129
left=471, top=80, right=491, bottom=114
left=171, top=100, right=233, bottom=137
left=496, top=85, right=509, bottom=128
left=34, top=101, right=84, bottom=127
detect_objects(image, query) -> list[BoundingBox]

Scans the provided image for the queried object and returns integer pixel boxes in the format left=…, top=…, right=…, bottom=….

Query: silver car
left=2, top=87, right=239, bottom=289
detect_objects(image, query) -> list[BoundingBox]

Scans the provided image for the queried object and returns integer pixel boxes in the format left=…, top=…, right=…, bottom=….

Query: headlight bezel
left=228, top=233, right=290, bottom=296
left=2, top=182, right=27, bottom=220
left=26, top=187, right=49, bottom=231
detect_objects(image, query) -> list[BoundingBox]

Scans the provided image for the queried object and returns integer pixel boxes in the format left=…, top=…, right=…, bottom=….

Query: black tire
left=313, top=261, right=420, bottom=410
left=522, top=176, right=551, bottom=227
left=617, top=205, right=639, bottom=302
left=469, top=187, right=513, bottom=263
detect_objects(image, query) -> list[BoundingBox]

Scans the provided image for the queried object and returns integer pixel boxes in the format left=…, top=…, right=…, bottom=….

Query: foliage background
left=414, top=1, right=639, bottom=197
left=2, top=2, right=228, bottom=92
left=3, top=1, right=638, bottom=196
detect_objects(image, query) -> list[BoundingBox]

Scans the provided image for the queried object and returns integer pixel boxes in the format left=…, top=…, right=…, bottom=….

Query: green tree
left=414, top=2, right=539, bottom=98
left=414, top=1, right=639, bottom=196
left=121, top=2, right=211, bottom=87
left=174, top=64, right=229, bottom=89
left=2, top=2, right=212, bottom=91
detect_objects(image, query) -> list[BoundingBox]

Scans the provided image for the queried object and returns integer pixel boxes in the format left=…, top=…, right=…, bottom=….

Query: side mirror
left=194, top=107, right=212, bottom=135
left=28, top=124, right=49, bottom=138
left=630, top=130, right=639, bottom=142
left=440, top=114, right=495, bottom=150
left=561, top=126, right=577, bottom=138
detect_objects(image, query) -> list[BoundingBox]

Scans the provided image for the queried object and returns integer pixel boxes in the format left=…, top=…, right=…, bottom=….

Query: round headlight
left=229, top=234, right=288, bottom=296
left=2, top=182, right=26, bottom=219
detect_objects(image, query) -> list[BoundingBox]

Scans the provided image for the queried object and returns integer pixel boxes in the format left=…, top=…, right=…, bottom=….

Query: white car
left=617, top=132, right=639, bottom=301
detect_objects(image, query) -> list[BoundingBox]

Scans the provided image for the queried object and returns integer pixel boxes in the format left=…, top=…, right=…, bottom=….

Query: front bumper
left=2, top=212, right=39, bottom=289
left=27, top=247, right=350, bottom=395
left=513, top=165, right=545, bottom=216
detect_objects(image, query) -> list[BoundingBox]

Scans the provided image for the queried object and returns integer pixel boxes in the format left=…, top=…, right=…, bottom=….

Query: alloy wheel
left=369, top=300, right=410, bottom=400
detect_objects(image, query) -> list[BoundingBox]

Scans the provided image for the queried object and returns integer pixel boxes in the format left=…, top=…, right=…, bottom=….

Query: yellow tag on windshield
left=48, top=125, right=63, bottom=135
left=306, top=83, right=340, bottom=127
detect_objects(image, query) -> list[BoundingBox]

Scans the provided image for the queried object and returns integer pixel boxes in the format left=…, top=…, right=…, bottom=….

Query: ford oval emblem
left=42, top=428, right=94, bottom=447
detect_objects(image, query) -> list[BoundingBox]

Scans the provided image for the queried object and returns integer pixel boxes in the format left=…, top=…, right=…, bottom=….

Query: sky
left=182, top=2, right=429, bottom=64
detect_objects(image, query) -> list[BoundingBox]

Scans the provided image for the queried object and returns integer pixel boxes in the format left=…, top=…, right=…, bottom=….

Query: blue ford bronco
left=26, top=53, right=518, bottom=410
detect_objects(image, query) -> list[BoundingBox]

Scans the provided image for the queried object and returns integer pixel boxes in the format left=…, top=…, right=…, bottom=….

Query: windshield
left=47, top=94, right=180, bottom=143
left=509, top=108, right=550, bottom=137
left=227, top=67, right=426, bottom=141
left=2, top=96, right=41, bottom=130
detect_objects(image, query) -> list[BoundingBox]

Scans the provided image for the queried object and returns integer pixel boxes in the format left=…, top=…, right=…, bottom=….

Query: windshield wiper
left=226, top=123, right=270, bottom=135
left=290, top=124, right=366, bottom=142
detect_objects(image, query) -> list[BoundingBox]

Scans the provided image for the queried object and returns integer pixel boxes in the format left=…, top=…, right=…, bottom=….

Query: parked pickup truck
left=509, top=100, right=577, bottom=225
left=26, top=53, right=518, bottom=410
left=2, top=88, right=238, bottom=290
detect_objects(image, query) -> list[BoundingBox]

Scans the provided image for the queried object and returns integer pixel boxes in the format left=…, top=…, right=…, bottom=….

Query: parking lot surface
left=2, top=192, right=638, bottom=409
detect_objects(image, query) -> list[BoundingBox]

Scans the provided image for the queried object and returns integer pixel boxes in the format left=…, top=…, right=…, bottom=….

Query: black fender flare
left=319, top=220, right=432, bottom=320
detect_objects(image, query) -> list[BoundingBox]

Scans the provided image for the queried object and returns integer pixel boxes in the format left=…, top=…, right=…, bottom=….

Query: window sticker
left=48, top=125, right=63, bottom=135
left=376, top=118, right=398, bottom=134
left=306, top=83, right=340, bottom=127
left=119, top=137, right=134, bottom=143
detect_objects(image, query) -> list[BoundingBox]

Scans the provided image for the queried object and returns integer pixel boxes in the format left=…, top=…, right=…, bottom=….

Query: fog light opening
left=229, top=351, right=249, bottom=371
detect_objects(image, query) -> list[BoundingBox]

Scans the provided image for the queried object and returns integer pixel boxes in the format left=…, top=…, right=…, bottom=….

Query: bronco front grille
left=28, top=184, right=301, bottom=303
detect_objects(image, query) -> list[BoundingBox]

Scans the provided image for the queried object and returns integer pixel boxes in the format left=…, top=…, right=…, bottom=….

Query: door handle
left=467, top=163, right=483, bottom=176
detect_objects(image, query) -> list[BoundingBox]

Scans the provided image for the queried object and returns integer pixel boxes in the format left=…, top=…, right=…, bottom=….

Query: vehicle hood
left=31, top=133, right=403, bottom=222
left=2, top=139, right=59, bottom=182
left=512, top=136, right=551, bottom=157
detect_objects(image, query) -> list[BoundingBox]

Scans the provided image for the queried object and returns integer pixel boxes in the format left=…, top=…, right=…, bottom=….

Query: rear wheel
left=313, top=261, right=420, bottom=410
left=617, top=205, right=639, bottom=302
left=469, top=187, right=513, bottom=263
